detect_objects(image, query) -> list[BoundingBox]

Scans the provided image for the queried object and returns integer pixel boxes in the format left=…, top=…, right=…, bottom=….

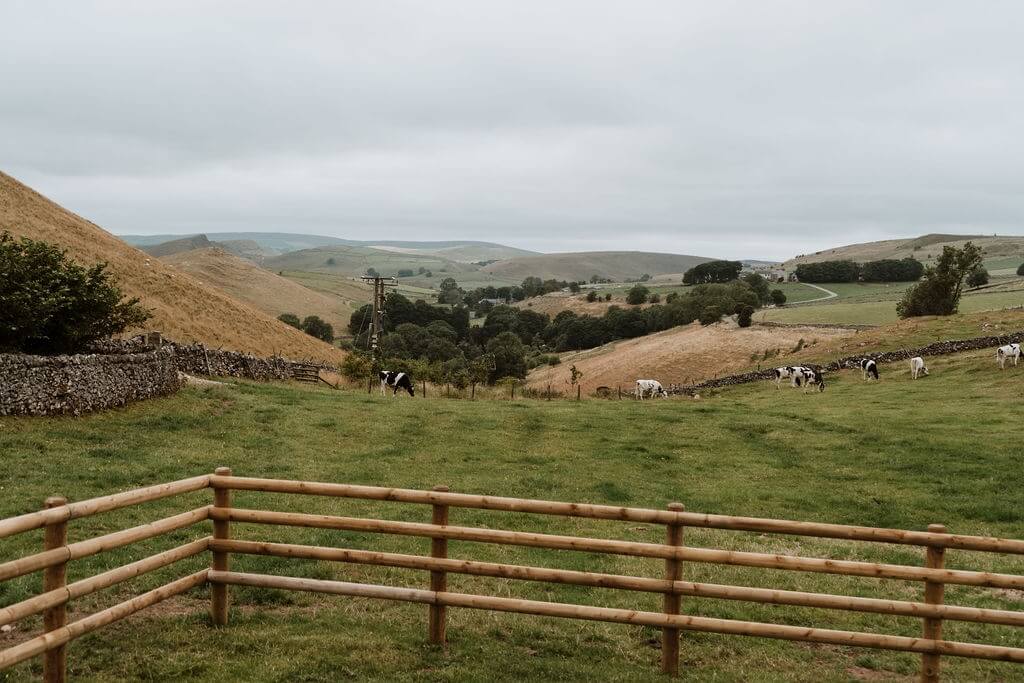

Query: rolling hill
left=785, top=234, right=1024, bottom=270
left=0, top=171, right=344, bottom=363
left=262, top=245, right=489, bottom=285
left=482, top=251, right=714, bottom=282
left=160, top=247, right=363, bottom=332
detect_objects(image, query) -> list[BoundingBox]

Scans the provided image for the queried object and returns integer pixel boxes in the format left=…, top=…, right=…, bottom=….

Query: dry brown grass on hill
left=0, top=171, right=344, bottom=363
left=526, top=322, right=854, bottom=394
left=514, top=291, right=628, bottom=317
left=785, top=234, right=1024, bottom=267
left=161, top=247, right=361, bottom=332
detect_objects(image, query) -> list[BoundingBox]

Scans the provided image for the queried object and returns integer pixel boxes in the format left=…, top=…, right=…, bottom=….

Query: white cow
left=635, top=379, right=668, bottom=400
left=772, top=367, right=797, bottom=389
left=910, top=356, right=928, bottom=379
left=997, top=344, right=1021, bottom=369
left=791, top=366, right=826, bottom=393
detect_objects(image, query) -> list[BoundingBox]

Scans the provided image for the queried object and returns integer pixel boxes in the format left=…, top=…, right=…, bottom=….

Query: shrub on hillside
left=741, top=273, right=770, bottom=304
left=626, top=284, right=649, bottom=305
left=861, top=258, right=924, bottom=282
left=897, top=243, right=983, bottom=318
left=277, top=313, right=301, bottom=329
left=301, top=315, right=334, bottom=343
left=736, top=304, right=754, bottom=328
left=699, top=306, right=721, bottom=326
left=1017, top=263, right=1024, bottom=277
left=967, top=267, right=989, bottom=288
left=770, top=289, right=787, bottom=306
left=0, top=231, right=150, bottom=354
left=585, top=290, right=598, bottom=302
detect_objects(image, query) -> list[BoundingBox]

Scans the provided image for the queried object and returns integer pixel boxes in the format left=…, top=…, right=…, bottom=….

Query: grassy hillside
left=161, top=247, right=363, bottom=332
left=368, top=242, right=536, bottom=262
left=483, top=251, right=713, bottom=283
left=0, top=171, right=344, bottom=363
left=785, top=234, right=1024, bottom=270
left=2, top=354, right=1024, bottom=680
left=142, top=234, right=218, bottom=258
left=280, top=270, right=434, bottom=309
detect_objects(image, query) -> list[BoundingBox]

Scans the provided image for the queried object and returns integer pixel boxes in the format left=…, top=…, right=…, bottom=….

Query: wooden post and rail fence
left=3, top=473, right=1024, bottom=680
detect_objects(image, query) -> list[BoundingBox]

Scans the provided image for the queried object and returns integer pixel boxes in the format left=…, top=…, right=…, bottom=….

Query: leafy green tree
left=0, top=232, right=150, bottom=354
left=277, top=313, right=301, bottom=329
left=585, top=290, right=598, bottom=302
left=626, top=284, right=649, bottom=305
left=1017, top=263, right=1024, bottom=277
left=568, top=281, right=581, bottom=293
left=604, top=293, right=612, bottom=301
left=397, top=269, right=414, bottom=277
left=967, top=267, right=989, bottom=288
left=438, top=277, right=460, bottom=293
left=301, top=315, right=334, bottom=343
left=897, top=242, right=983, bottom=318
left=741, top=273, right=770, bottom=304
left=770, top=289, right=787, bottom=306
left=486, top=331, right=528, bottom=382
left=639, top=273, right=651, bottom=282
left=683, top=260, right=742, bottom=285
left=325, top=257, right=337, bottom=266
left=861, top=258, right=924, bottom=282
left=365, top=267, right=379, bottom=277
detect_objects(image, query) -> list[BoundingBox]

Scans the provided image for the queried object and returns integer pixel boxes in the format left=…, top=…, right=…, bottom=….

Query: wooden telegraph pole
left=360, top=275, right=397, bottom=369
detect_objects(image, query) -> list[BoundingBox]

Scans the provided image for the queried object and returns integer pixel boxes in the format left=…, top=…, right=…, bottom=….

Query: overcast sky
left=3, top=2, right=1023, bottom=260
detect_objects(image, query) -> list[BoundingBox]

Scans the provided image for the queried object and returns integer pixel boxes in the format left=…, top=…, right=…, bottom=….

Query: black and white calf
left=792, top=366, right=826, bottom=392
left=773, top=367, right=797, bottom=389
left=997, top=343, right=1021, bottom=370
left=859, top=359, right=879, bottom=381
left=379, top=370, right=415, bottom=396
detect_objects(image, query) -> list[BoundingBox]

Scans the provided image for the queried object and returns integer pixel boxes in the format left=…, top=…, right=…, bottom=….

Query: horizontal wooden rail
left=210, top=475, right=1024, bottom=554
left=213, top=507, right=1024, bottom=589
left=0, top=507, right=211, bottom=582
left=0, top=476, right=210, bottom=540
left=214, top=539, right=1024, bottom=627
left=208, top=571, right=1024, bottom=664
left=0, top=570, right=208, bottom=671
left=0, top=538, right=210, bottom=627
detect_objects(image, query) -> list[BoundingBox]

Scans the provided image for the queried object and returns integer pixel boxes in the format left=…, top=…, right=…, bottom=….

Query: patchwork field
left=3, top=354, right=1024, bottom=681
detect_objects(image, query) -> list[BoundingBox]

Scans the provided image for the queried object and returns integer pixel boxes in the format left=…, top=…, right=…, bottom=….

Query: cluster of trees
left=795, top=258, right=926, bottom=283
left=278, top=313, right=335, bottom=342
left=0, top=232, right=150, bottom=354
left=682, top=260, right=743, bottom=285
left=897, top=243, right=982, bottom=318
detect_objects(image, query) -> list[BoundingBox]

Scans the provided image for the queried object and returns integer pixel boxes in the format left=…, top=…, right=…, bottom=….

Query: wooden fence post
left=618, top=385, right=621, bottom=399
left=423, top=381, right=427, bottom=398
left=471, top=382, right=475, bottom=399
left=510, top=383, right=515, bottom=400
left=367, top=377, right=372, bottom=394
left=922, top=524, right=947, bottom=682
left=577, top=385, right=581, bottom=401
left=43, top=496, right=68, bottom=683
left=662, top=502, right=685, bottom=676
left=547, top=384, right=551, bottom=401
left=211, top=467, right=232, bottom=626
left=429, top=485, right=450, bottom=645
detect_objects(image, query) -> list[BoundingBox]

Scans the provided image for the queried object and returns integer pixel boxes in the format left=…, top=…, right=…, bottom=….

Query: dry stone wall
left=670, top=331, right=1024, bottom=396
left=0, top=348, right=181, bottom=416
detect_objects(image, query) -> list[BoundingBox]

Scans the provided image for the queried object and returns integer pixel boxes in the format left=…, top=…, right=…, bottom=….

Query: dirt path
left=798, top=283, right=838, bottom=303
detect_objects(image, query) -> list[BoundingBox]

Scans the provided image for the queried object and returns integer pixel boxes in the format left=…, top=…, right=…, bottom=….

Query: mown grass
left=2, top=355, right=1024, bottom=681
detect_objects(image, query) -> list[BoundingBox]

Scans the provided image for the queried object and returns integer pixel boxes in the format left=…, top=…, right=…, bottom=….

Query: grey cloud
left=2, top=1, right=1023, bottom=260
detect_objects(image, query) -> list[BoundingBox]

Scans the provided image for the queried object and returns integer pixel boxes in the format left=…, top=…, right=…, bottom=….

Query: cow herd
left=379, top=343, right=1022, bottom=400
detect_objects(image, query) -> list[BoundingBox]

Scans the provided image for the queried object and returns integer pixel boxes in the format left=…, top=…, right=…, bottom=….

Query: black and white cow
left=997, top=343, right=1021, bottom=370
left=792, top=365, right=826, bottom=392
left=859, top=358, right=879, bottom=381
left=773, top=367, right=797, bottom=389
left=379, top=370, right=415, bottom=396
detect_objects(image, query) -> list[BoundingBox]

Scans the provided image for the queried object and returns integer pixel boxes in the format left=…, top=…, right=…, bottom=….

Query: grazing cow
left=635, top=379, right=668, bottom=400
left=773, top=366, right=798, bottom=389
left=792, top=366, right=826, bottom=392
left=997, top=343, right=1021, bottom=369
left=379, top=370, right=415, bottom=396
left=910, top=356, right=928, bottom=379
left=859, top=359, right=879, bottom=381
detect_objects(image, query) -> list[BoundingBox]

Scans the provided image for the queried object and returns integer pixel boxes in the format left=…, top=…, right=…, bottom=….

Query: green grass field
left=3, top=351, right=1024, bottom=681
left=762, top=287, right=1024, bottom=326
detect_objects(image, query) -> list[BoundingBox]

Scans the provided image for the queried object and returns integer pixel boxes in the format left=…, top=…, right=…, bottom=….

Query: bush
left=604, top=293, right=612, bottom=301
left=770, top=289, right=787, bottom=306
left=340, top=353, right=372, bottom=380
left=736, top=304, right=754, bottom=328
left=585, top=290, right=598, bottom=302
left=626, top=284, right=649, bottom=305
left=861, top=258, right=924, bottom=282
left=648, top=293, right=661, bottom=303
left=301, top=315, right=334, bottom=343
left=1017, top=263, right=1024, bottom=277
left=741, top=273, right=770, bottom=304
left=0, top=232, right=151, bottom=354
left=967, top=267, right=989, bottom=288
left=277, top=313, right=301, bottom=329
left=699, top=306, right=721, bottom=326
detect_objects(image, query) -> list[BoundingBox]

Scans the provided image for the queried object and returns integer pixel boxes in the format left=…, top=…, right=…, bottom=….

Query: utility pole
left=360, top=275, right=397, bottom=366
